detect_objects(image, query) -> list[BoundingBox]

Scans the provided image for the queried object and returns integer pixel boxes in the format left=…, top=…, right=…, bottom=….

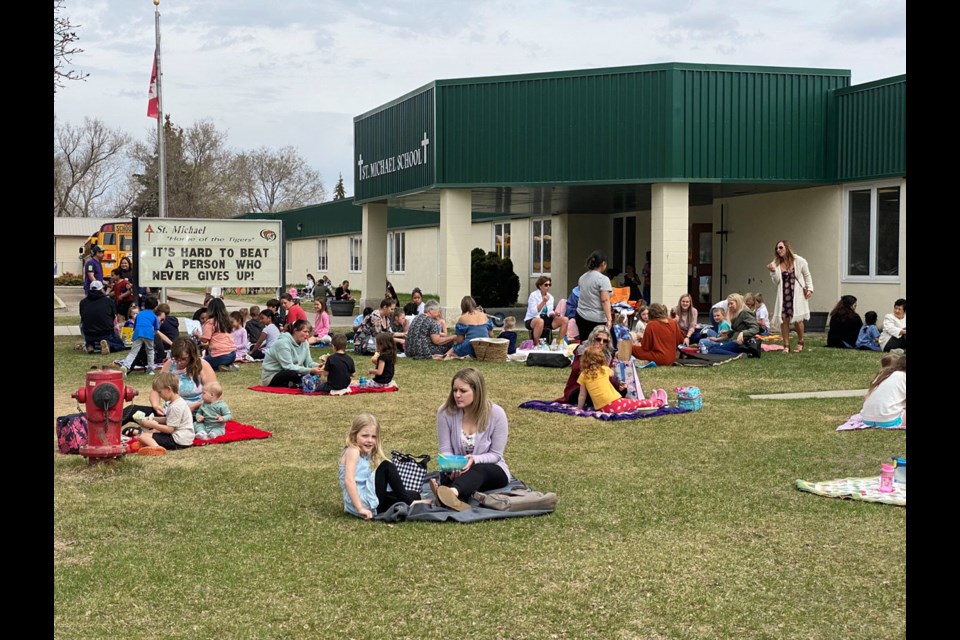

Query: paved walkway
left=749, top=389, right=867, bottom=400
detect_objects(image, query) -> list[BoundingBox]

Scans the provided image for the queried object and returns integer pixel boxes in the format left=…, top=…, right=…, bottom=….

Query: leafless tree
left=54, top=0, right=89, bottom=92
left=130, top=118, right=239, bottom=219
left=233, top=146, right=326, bottom=213
left=54, top=117, right=132, bottom=217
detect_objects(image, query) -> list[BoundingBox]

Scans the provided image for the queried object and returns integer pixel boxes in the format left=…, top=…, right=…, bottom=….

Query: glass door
left=690, top=223, right=713, bottom=312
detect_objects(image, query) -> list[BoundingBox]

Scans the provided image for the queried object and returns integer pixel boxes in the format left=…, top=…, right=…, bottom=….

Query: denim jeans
left=204, top=351, right=237, bottom=369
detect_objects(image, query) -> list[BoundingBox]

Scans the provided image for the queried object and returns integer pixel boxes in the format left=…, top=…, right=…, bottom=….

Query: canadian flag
left=147, top=50, right=159, bottom=119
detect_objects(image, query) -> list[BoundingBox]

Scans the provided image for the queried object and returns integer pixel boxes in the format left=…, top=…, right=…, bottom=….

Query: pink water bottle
left=878, top=463, right=895, bottom=493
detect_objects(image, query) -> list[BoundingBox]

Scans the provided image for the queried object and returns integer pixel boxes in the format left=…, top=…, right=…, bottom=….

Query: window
left=349, top=236, right=362, bottom=272
left=317, top=238, right=328, bottom=272
left=388, top=231, right=406, bottom=273
left=843, top=183, right=901, bottom=281
left=285, top=241, right=292, bottom=271
left=494, top=222, right=511, bottom=259
left=532, top=218, right=552, bottom=275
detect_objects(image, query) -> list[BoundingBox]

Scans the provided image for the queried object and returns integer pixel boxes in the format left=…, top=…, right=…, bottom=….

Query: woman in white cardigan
left=879, top=298, right=907, bottom=352
left=767, top=240, right=814, bottom=354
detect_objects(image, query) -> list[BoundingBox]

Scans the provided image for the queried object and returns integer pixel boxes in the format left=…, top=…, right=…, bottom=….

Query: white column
left=360, top=202, right=388, bottom=311
left=651, top=183, right=689, bottom=306
left=439, top=189, right=473, bottom=323
left=551, top=214, right=569, bottom=299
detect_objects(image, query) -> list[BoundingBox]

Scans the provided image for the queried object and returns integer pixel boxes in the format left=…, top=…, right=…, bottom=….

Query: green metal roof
left=834, top=75, right=906, bottom=181
left=354, top=62, right=878, bottom=204
left=237, top=199, right=441, bottom=240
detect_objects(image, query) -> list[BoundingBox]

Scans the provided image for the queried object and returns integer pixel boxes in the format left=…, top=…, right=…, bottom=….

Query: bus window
left=102, top=232, right=116, bottom=246
left=120, top=235, right=133, bottom=251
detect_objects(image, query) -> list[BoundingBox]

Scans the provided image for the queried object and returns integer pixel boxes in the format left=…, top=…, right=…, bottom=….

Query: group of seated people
left=826, top=296, right=907, bottom=352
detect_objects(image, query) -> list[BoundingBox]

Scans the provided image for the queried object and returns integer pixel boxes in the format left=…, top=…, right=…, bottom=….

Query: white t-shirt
left=755, top=303, right=770, bottom=327
left=261, top=323, right=280, bottom=352
left=165, top=396, right=196, bottom=446
left=861, top=371, right=906, bottom=424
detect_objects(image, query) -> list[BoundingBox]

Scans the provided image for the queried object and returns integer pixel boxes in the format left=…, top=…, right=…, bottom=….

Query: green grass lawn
left=53, top=336, right=905, bottom=639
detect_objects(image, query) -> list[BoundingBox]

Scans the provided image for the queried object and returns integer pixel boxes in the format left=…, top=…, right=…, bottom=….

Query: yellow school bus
left=80, top=222, right=133, bottom=278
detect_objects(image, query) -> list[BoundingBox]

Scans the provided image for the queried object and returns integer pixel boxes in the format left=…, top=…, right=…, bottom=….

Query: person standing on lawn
left=83, top=245, right=105, bottom=294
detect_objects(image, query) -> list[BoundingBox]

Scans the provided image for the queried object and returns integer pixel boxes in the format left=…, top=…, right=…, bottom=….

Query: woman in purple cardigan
left=431, top=367, right=510, bottom=511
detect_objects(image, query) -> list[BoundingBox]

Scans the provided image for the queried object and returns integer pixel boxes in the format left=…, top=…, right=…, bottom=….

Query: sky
left=54, top=0, right=906, bottom=200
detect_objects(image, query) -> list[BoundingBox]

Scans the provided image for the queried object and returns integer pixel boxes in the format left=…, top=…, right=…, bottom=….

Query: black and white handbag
left=390, top=450, right=431, bottom=493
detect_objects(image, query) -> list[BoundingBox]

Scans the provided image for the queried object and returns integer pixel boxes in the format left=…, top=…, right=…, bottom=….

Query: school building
left=252, top=62, right=906, bottom=321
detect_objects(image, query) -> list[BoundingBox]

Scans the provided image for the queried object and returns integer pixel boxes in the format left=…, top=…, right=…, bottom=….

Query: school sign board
left=136, top=218, right=283, bottom=288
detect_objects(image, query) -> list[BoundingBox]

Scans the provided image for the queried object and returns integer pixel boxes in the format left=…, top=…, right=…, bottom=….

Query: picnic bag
left=390, top=450, right=430, bottom=493
left=613, top=359, right=644, bottom=400
left=526, top=351, right=571, bottom=368
left=474, top=489, right=558, bottom=512
left=675, top=386, right=703, bottom=411
left=301, top=374, right=321, bottom=393
left=56, top=413, right=88, bottom=454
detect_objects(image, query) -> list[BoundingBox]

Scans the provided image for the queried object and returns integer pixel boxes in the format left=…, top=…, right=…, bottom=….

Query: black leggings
left=883, top=335, right=906, bottom=352
left=442, top=463, right=508, bottom=500
left=576, top=313, right=607, bottom=343
left=375, top=461, right=421, bottom=514
left=267, top=369, right=306, bottom=388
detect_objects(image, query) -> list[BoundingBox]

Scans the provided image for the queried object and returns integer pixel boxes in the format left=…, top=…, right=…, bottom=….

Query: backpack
left=354, top=334, right=377, bottom=356
left=474, top=489, right=558, bottom=512
left=56, top=413, right=88, bottom=455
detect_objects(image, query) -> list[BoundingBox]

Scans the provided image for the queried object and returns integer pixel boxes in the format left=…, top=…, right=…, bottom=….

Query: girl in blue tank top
left=339, top=413, right=430, bottom=519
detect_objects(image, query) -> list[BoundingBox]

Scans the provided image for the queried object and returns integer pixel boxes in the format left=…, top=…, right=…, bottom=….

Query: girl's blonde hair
left=502, top=316, right=516, bottom=331
left=580, top=346, right=607, bottom=381
left=868, top=353, right=906, bottom=396
left=443, top=368, right=492, bottom=432
left=345, top=413, right=386, bottom=469
left=726, top=293, right=746, bottom=320
left=743, top=292, right=756, bottom=309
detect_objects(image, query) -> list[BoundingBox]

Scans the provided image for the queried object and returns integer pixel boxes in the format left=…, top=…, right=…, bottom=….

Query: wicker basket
left=471, top=338, right=509, bottom=362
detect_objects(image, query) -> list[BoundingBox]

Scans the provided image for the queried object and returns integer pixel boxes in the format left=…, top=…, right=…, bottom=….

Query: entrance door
left=690, top=223, right=713, bottom=313
left=612, top=215, right=636, bottom=276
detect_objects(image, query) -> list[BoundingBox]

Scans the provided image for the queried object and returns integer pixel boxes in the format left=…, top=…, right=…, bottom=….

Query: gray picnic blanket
left=373, top=474, right=556, bottom=523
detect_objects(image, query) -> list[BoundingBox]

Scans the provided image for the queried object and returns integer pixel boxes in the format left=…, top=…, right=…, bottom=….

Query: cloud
left=55, top=0, right=907, bottom=205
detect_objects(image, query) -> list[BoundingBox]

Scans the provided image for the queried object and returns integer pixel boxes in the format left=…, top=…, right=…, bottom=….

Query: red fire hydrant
left=72, top=369, right=138, bottom=463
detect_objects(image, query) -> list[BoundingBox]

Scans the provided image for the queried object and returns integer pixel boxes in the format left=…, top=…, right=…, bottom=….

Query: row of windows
left=287, top=191, right=901, bottom=281
left=289, top=219, right=555, bottom=275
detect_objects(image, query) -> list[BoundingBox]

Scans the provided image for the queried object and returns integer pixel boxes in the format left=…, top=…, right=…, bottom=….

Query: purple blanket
left=518, top=400, right=691, bottom=421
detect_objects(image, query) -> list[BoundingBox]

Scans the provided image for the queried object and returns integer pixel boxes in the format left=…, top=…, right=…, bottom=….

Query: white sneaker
left=119, top=365, right=129, bottom=377
left=147, top=370, right=155, bottom=376
left=195, top=432, right=210, bottom=440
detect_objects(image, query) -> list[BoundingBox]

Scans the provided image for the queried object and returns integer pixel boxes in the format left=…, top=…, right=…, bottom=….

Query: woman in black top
left=826, top=295, right=863, bottom=349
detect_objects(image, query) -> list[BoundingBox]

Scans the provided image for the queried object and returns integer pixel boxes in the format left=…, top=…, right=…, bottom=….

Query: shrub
left=54, top=272, right=84, bottom=286
left=470, top=248, right=520, bottom=307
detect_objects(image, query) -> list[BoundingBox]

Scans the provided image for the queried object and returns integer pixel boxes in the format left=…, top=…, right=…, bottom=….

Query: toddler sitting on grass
left=194, top=380, right=233, bottom=440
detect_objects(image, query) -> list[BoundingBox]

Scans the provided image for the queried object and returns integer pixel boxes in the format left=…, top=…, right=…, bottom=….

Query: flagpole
left=154, top=0, right=168, bottom=303
left=154, top=0, right=167, bottom=220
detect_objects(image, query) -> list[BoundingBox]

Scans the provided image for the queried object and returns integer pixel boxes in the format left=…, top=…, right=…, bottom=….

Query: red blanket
left=191, top=420, right=272, bottom=446
left=248, top=384, right=399, bottom=396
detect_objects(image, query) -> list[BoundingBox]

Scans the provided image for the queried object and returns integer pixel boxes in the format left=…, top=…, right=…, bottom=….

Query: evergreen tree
left=333, top=173, right=346, bottom=200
